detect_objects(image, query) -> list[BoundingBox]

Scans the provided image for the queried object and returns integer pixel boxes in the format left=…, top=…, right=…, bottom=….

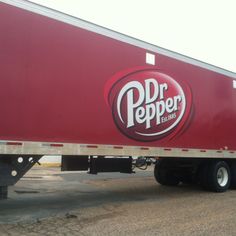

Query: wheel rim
left=217, top=167, right=229, bottom=187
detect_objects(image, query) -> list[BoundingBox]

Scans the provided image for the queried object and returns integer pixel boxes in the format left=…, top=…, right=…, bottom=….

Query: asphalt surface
left=1, top=167, right=236, bottom=235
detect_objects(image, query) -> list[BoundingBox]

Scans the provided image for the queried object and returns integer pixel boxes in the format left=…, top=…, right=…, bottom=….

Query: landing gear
left=0, top=155, right=41, bottom=199
left=0, top=186, right=8, bottom=199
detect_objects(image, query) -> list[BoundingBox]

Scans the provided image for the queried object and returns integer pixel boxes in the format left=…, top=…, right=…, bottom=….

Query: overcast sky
left=30, top=0, right=236, bottom=73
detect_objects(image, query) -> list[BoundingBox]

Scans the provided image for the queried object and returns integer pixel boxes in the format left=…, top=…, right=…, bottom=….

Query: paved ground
left=1, top=166, right=236, bottom=235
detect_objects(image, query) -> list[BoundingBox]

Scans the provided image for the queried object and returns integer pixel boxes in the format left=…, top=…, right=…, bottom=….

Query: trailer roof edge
left=1, top=0, right=236, bottom=79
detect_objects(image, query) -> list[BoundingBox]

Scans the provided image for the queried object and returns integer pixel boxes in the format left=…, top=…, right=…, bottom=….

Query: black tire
left=180, top=173, right=194, bottom=185
left=154, top=159, right=179, bottom=186
left=229, top=162, right=236, bottom=189
left=198, top=162, right=210, bottom=190
left=207, top=161, right=231, bottom=192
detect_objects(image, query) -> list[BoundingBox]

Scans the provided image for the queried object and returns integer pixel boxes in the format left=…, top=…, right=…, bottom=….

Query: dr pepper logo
left=104, top=67, right=192, bottom=141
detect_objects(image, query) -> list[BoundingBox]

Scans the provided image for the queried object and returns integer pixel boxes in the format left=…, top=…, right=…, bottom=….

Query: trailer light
left=182, top=149, right=189, bottom=152
left=233, top=80, right=236, bottom=88
left=6, top=142, right=22, bottom=146
left=86, top=145, right=98, bottom=148
left=50, top=143, right=64, bottom=147
left=146, top=52, right=155, bottom=65
left=113, top=146, right=123, bottom=149
left=42, top=143, right=63, bottom=147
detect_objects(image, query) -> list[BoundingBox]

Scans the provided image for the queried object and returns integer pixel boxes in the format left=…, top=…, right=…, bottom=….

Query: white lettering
left=116, top=78, right=185, bottom=132
left=145, top=78, right=158, bottom=104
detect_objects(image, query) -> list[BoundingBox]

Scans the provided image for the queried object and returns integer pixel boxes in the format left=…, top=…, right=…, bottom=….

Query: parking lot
left=1, top=166, right=236, bottom=236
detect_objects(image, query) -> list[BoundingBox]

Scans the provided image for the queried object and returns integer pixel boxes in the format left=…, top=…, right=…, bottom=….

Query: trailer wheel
left=207, top=161, right=231, bottom=192
left=198, top=162, right=210, bottom=190
left=180, top=173, right=194, bottom=185
left=229, top=162, right=236, bottom=189
left=154, top=159, right=179, bottom=186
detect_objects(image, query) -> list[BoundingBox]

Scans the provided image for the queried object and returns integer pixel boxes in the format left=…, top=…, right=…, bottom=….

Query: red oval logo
left=105, top=67, right=192, bottom=141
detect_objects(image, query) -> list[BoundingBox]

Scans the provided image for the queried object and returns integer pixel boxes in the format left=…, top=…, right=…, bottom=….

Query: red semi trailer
left=0, top=0, right=236, bottom=199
